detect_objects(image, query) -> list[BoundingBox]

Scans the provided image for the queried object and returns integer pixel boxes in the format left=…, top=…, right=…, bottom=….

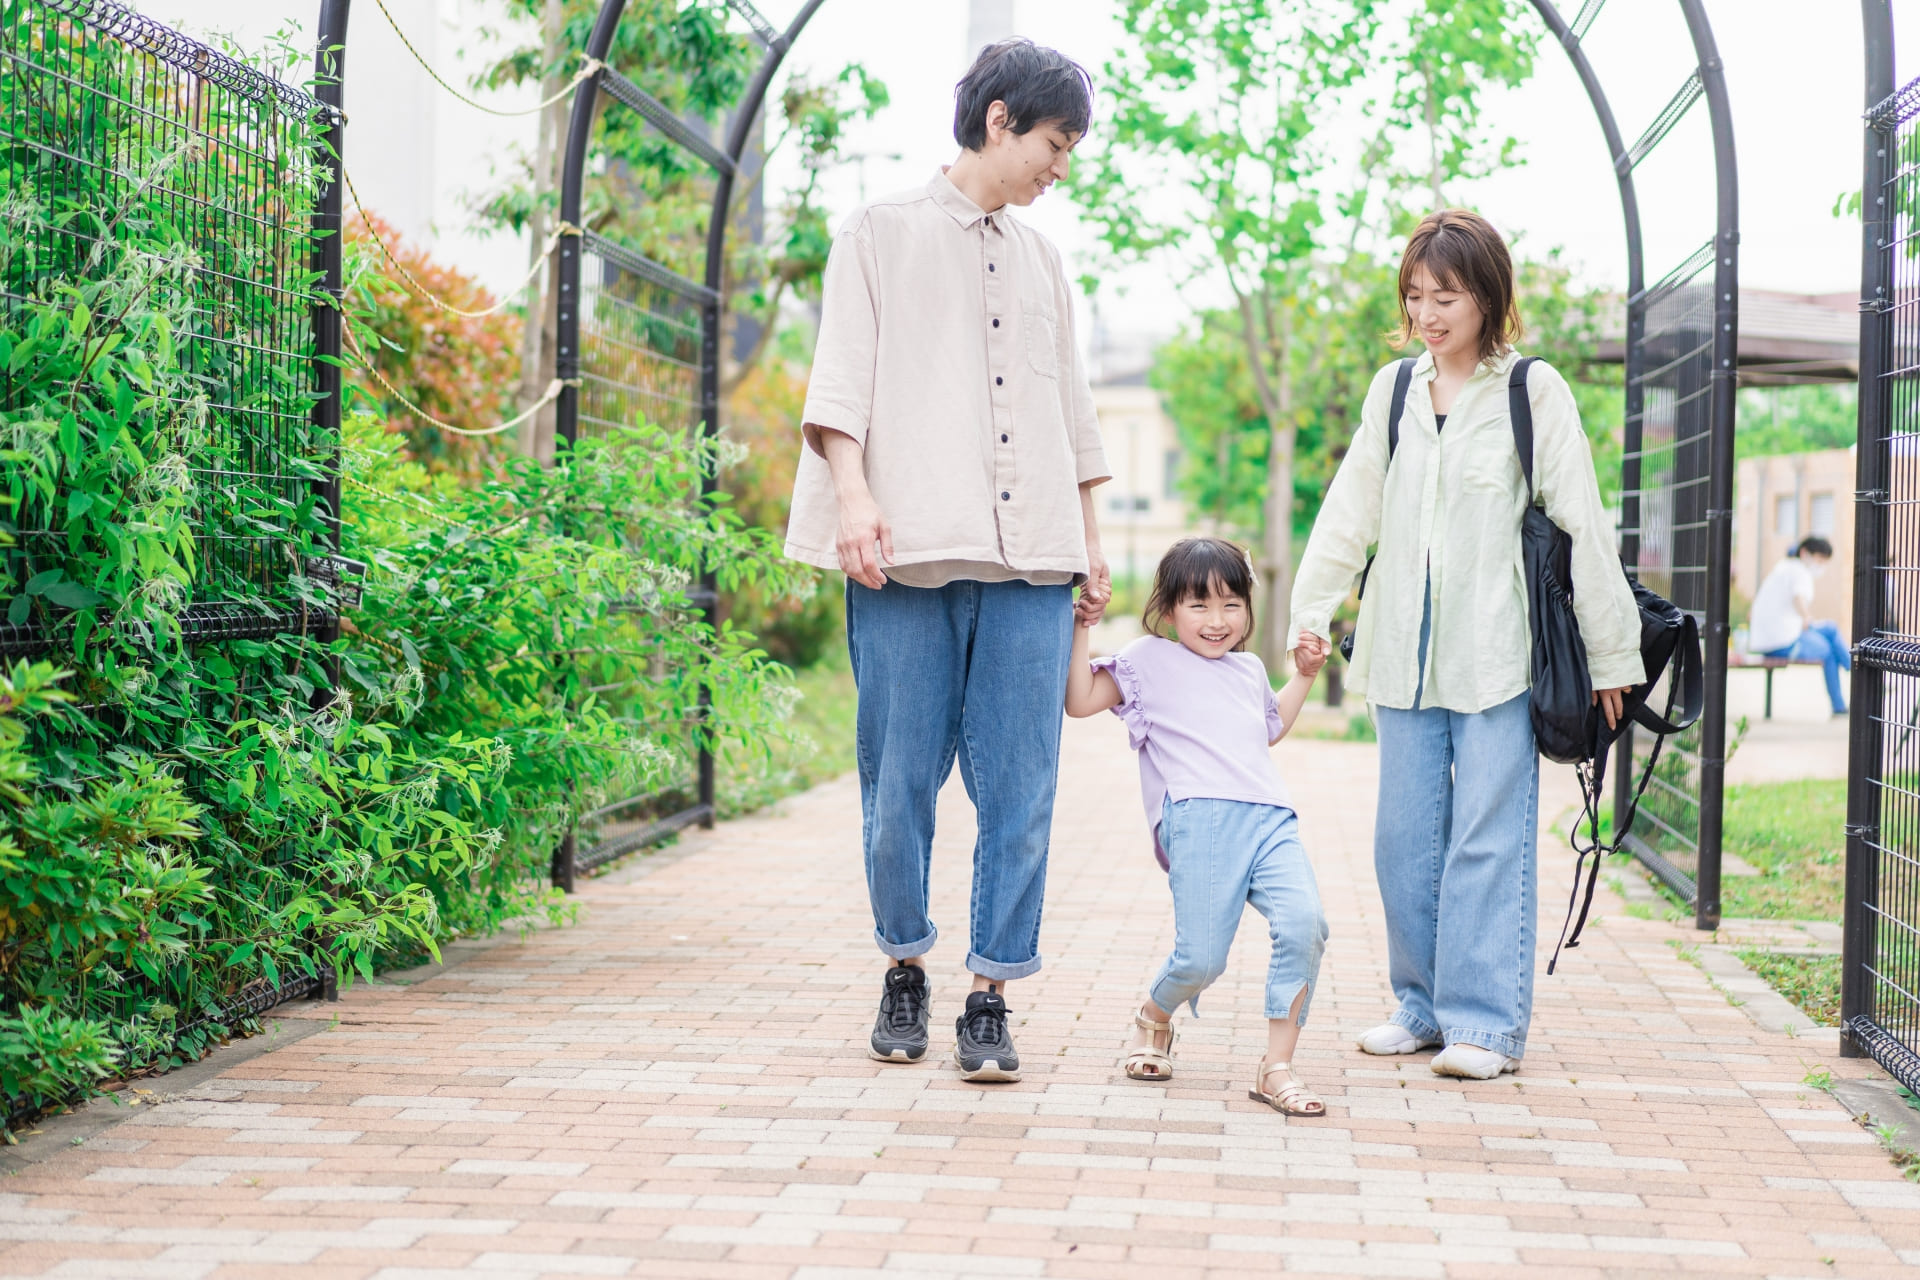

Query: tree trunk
left=1423, top=69, right=1444, bottom=212
left=518, top=0, right=565, bottom=461
left=1260, top=415, right=1295, bottom=673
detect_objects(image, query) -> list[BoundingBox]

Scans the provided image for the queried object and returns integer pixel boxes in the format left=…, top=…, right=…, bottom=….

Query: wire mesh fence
left=1617, top=243, right=1720, bottom=900
left=0, top=0, right=331, bottom=657
left=1844, top=67, right=1920, bottom=1094
left=0, top=0, right=335, bottom=1058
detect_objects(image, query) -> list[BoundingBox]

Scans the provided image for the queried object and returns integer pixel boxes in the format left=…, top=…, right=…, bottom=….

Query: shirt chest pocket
left=1023, top=303, right=1060, bottom=379
left=1454, top=424, right=1523, bottom=496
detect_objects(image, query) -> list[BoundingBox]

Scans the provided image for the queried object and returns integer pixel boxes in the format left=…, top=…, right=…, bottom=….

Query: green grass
left=1717, top=778, right=1846, bottom=921
left=717, top=654, right=859, bottom=818
left=1735, top=950, right=1841, bottom=1026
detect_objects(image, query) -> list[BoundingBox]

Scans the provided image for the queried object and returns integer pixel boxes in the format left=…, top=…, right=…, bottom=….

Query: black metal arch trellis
left=1528, top=0, right=1739, bottom=930
left=1844, top=0, right=1920, bottom=1090
left=538, top=0, right=1740, bottom=900
left=547, top=0, right=826, bottom=888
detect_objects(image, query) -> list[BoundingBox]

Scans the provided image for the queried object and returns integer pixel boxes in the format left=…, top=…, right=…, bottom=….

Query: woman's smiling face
left=1171, top=583, right=1249, bottom=659
left=1404, top=263, right=1486, bottom=364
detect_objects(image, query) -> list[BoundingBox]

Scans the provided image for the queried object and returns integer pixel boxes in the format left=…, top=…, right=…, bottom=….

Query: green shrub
left=0, top=6, right=805, bottom=1127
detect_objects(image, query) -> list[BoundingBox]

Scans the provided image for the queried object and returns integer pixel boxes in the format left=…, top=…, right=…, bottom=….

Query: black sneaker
left=870, top=962, right=930, bottom=1063
left=954, top=990, right=1021, bottom=1082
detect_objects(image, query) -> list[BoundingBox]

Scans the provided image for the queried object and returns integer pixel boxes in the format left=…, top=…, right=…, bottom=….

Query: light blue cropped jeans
left=1150, top=798, right=1328, bottom=1022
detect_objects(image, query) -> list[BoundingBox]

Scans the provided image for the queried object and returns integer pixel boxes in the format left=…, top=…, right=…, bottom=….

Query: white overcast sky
left=156, top=0, right=1920, bottom=356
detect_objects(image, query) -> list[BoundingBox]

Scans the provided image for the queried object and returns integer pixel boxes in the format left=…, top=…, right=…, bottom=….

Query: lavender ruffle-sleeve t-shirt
left=1089, top=636, right=1294, bottom=870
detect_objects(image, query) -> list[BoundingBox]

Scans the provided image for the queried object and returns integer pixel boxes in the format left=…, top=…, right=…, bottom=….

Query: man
left=784, top=39, right=1111, bottom=1083
left=1747, top=535, right=1850, bottom=716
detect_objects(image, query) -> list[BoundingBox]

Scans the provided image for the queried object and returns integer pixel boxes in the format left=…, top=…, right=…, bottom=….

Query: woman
left=1289, top=210, right=1643, bottom=1079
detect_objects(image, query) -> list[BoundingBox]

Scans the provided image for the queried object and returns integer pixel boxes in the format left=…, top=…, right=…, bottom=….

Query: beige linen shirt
left=785, top=171, right=1111, bottom=582
left=1289, top=350, right=1644, bottom=713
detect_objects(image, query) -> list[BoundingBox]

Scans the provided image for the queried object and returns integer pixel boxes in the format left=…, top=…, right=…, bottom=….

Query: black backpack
left=1342, top=356, right=1703, bottom=969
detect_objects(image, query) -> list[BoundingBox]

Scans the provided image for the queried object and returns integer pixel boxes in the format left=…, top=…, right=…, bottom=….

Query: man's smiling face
left=984, top=107, right=1081, bottom=208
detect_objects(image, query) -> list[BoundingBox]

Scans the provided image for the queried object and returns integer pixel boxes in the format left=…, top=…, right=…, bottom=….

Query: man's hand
left=835, top=492, right=893, bottom=589
left=1292, top=630, right=1330, bottom=680
left=1075, top=543, right=1112, bottom=628
left=1593, top=684, right=1632, bottom=731
left=816, top=426, right=891, bottom=589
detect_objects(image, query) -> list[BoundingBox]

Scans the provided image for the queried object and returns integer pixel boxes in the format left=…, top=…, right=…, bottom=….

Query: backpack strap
left=1386, top=357, right=1415, bottom=461
left=1507, top=356, right=1542, bottom=501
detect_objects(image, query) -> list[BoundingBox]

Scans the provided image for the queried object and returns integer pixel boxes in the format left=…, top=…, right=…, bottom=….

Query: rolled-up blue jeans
left=1151, top=798, right=1327, bottom=1021
left=845, top=577, right=1073, bottom=981
left=1373, top=690, right=1540, bottom=1059
left=1765, top=620, right=1850, bottom=714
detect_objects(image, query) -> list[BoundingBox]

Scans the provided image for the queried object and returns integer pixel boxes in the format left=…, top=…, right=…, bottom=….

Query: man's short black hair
left=953, top=38, right=1092, bottom=152
left=1797, top=536, right=1835, bottom=559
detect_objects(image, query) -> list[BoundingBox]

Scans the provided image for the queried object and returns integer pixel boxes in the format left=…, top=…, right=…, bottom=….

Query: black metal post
left=1682, top=0, right=1739, bottom=932
left=1528, top=1, right=1650, bottom=850
left=545, top=0, right=625, bottom=890
left=311, top=0, right=350, bottom=678
left=552, top=0, right=626, bottom=455
left=1843, top=0, right=1896, bottom=1057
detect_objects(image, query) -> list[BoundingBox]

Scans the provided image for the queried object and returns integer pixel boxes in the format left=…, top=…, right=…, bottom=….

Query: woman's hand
left=1592, top=685, right=1633, bottom=731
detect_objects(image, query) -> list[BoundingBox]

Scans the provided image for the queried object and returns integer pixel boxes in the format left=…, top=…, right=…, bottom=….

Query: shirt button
left=1001, top=434, right=1009, bottom=443
left=1001, top=491, right=1011, bottom=501
left=995, top=376, right=1003, bottom=385
left=992, top=318, right=1000, bottom=328
left=988, top=263, right=996, bottom=272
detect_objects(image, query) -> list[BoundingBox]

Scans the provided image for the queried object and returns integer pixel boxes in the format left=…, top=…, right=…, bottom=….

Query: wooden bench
left=1727, top=650, right=1823, bottom=719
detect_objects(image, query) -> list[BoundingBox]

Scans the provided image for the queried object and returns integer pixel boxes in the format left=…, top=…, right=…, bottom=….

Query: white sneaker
left=1430, top=1044, right=1517, bottom=1079
left=1356, top=1023, right=1438, bottom=1056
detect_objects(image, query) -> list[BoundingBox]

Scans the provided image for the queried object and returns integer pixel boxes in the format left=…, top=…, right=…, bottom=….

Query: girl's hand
left=1292, top=630, right=1330, bottom=679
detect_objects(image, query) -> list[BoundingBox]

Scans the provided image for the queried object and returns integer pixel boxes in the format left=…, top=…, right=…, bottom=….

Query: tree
left=1076, top=0, right=1542, bottom=668
left=1151, top=246, right=1621, bottom=562
left=342, top=212, right=521, bottom=479
left=464, top=1, right=885, bottom=457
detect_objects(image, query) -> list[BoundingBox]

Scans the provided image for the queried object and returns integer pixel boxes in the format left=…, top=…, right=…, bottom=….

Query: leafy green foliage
left=1151, top=248, right=1620, bottom=550
left=468, top=0, right=887, bottom=391
left=338, top=413, right=808, bottom=934
left=0, top=4, right=801, bottom=1129
left=1736, top=385, right=1857, bottom=462
left=1074, top=0, right=1543, bottom=665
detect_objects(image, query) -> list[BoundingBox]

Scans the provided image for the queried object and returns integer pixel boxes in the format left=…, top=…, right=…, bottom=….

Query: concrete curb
left=0, top=1015, right=330, bottom=1174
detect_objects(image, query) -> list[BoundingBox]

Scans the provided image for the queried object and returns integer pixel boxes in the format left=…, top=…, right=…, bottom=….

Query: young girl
left=1065, top=536, right=1332, bottom=1116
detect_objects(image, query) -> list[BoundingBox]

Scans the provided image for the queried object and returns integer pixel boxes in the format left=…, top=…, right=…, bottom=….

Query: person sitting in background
left=1747, top=536, right=1850, bottom=716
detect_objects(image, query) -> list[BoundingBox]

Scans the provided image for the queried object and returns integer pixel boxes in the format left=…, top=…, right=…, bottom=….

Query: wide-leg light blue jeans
left=1372, top=690, right=1540, bottom=1059
left=845, top=577, right=1074, bottom=981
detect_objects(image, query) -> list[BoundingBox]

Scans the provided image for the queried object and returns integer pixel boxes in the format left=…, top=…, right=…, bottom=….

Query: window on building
left=1163, top=449, right=1182, bottom=501
left=1810, top=492, right=1836, bottom=537
left=1774, top=494, right=1798, bottom=540
left=1107, top=495, right=1152, bottom=515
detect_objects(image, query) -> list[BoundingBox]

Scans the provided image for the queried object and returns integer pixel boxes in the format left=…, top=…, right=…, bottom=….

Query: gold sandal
left=1250, top=1060, right=1325, bottom=1117
left=1122, top=1011, right=1175, bottom=1081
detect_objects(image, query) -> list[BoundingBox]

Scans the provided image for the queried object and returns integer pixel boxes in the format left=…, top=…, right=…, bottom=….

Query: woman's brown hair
left=1142, top=536, right=1256, bottom=652
left=1392, top=208, right=1524, bottom=364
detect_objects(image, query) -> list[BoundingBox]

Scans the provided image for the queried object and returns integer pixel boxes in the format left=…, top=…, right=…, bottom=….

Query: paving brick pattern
left=2, top=721, right=1916, bottom=1278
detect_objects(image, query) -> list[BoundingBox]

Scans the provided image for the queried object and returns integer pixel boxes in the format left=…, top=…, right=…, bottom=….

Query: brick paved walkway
left=3, top=721, right=1918, bottom=1279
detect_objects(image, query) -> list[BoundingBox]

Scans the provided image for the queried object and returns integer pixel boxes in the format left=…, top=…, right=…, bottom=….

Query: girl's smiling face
left=1172, top=582, right=1249, bottom=660
left=1404, top=263, right=1486, bottom=364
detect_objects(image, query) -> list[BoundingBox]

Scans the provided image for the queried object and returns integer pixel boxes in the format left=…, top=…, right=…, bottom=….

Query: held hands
left=1075, top=544, right=1113, bottom=628
left=1291, top=630, right=1331, bottom=679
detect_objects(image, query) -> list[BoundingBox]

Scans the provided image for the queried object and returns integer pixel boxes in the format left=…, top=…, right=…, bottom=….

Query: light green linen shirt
left=1289, top=349, right=1644, bottom=714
